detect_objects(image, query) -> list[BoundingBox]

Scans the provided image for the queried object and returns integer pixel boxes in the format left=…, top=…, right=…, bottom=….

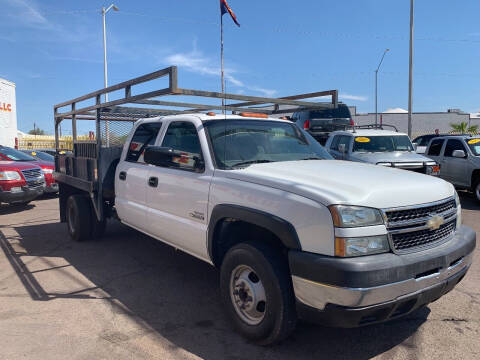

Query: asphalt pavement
left=0, top=193, right=479, bottom=360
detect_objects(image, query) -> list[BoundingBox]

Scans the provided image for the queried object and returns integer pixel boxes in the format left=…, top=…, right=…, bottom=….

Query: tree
left=450, top=122, right=478, bottom=135
left=28, top=128, right=46, bottom=135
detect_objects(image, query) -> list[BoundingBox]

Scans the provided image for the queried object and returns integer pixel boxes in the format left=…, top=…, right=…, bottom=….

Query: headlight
left=42, top=168, right=54, bottom=174
left=329, top=205, right=384, bottom=227
left=455, top=191, right=462, bottom=229
left=426, top=163, right=440, bottom=176
left=0, top=171, right=21, bottom=181
left=376, top=162, right=392, bottom=166
left=335, top=235, right=390, bottom=257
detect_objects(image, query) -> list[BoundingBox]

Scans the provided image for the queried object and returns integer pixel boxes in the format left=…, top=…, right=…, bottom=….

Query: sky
left=0, top=0, right=479, bottom=134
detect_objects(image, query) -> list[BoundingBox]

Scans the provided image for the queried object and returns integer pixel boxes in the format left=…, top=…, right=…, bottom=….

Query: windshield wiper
left=300, top=157, right=322, bottom=160
left=232, top=159, right=273, bottom=168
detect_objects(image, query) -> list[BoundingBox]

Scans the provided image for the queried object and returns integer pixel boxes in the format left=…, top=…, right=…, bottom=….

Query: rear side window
left=126, top=123, right=162, bottom=163
left=427, top=139, right=444, bottom=156
left=444, top=139, right=467, bottom=157
left=337, top=136, right=351, bottom=151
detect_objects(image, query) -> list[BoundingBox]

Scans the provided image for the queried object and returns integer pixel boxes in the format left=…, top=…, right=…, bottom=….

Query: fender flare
left=207, top=204, right=301, bottom=263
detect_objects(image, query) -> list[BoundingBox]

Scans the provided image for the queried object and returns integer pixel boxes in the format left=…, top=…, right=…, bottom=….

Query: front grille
left=384, top=197, right=457, bottom=252
left=21, top=168, right=45, bottom=189
left=391, top=219, right=456, bottom=251
left=386, top=198, right=456, bottom=224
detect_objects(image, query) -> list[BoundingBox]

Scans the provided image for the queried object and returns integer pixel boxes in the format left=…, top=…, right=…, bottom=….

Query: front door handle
left=119, top=171, right=127, bottom=181
left=148, top=176, right=158, bottom=187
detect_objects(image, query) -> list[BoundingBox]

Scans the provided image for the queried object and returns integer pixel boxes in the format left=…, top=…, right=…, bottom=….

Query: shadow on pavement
left=0, top=203, right=35, bottom=215
left=1, top=220, right=429, bottom=360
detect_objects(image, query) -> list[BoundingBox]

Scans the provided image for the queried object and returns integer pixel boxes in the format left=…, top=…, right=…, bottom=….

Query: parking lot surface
left=0, top=193, right=479, bottom=360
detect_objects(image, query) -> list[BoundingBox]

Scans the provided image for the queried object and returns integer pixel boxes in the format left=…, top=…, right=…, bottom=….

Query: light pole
left=375, top=48, right=390, bottom=127
left=408, top=0, right=414, bottom=137
left=102, top=4, right=119, bottom=103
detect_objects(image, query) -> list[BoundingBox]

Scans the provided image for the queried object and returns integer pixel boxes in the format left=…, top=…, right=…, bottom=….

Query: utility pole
left=375, top=49, right=390, bottom=127
left=408, top=0, right=414, bottom=137
left=102, top=4, right=118, bottom=103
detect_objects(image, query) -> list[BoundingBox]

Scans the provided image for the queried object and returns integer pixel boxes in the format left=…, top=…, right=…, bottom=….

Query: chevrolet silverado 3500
left=53, top=67, right=476, bottom=344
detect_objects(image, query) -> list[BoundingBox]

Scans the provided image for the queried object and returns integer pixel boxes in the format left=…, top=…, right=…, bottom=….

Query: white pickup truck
left=55, top=113, right=475, bottom=344
left=53, top=69, right=476, bottom=344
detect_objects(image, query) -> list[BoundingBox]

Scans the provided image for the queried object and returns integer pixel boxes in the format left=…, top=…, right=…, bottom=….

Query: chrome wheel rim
left=230, top=265, right=266, bottom=325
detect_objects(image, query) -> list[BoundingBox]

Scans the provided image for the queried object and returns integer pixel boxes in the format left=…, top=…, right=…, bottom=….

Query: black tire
left=473, top=178, right=480, bottom=203
left=220, top=241, right=297, bottom=345
left=66, top=195, right=92, bottom=242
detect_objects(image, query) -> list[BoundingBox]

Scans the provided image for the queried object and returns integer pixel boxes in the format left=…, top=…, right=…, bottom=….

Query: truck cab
left=325, top=128, right=440, bottom=175
left=425, top=135, right=480, bottom=202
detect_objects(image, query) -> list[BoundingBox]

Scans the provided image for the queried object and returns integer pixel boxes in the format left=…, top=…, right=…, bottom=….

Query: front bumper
left=289, top=225, right=476, bottom=327
left=0, top=186, right=44, bottom=204
left=44, top=182, right=59, bottom=193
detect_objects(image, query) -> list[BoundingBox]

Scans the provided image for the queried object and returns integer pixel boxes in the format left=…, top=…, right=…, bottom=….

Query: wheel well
left=472, top=169, right=480, bottom=187
left=211, top=218, right=288, bottom=268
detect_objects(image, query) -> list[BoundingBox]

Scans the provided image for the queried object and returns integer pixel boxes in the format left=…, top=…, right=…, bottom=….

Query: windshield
left=466, top=138, right=480, bottom=156
left=205, top=120, right=332, bottom=169
left=309, top=105, right=351, bottom=119
left=25, top=151, right=54, bottom=162
left=352, top=135, right=414, bottom=152
left=0, top=147, right=36, bottom=161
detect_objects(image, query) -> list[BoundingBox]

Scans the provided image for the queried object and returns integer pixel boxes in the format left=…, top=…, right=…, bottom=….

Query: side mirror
left=412, top=143, right=418, bottom=151
left=452, top=150, right=466, bottom=158
left=338, top=144, right=346, bottom=154
left=144, top=146, right=204, bottom=171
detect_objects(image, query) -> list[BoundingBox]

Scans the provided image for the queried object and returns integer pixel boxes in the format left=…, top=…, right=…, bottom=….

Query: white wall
left=0, top=78, right=17, bottom=147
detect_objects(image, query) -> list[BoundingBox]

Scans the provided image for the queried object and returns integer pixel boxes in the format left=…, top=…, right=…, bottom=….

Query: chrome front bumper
left=292, top=252, right=472, bottom=310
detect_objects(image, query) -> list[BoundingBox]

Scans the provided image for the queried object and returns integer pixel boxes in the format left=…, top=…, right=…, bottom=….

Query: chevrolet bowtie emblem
left=427, top=215, right=444, bottom=231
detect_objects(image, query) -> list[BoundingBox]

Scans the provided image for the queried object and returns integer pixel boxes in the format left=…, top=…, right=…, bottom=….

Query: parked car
left=0, top=160, right=45, bottom=205
left=324, top=128, right=441, bottom=175
left=33, top=148, right=71, bottom=156
left=424, top=135, right=480, bottom=202
left=412, top=133, right=448, bottom=154
left=0, top=146, right=58, bottom=193
left=291, top=103, right=354, bottom=145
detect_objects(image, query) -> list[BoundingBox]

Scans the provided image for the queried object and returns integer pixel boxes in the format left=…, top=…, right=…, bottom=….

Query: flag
left=220, top=0, right=240, bottom=27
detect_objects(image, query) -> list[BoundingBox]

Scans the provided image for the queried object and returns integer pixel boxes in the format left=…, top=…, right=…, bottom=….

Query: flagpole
left=220, top=12, right=225, bottom=114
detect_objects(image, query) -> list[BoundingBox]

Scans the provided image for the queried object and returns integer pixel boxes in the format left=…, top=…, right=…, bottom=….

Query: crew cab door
left=115, top=122, right=162, bottom=230
left=441, top=139, right=469, bottom=186
left=426, top=138, right=445, bottom=170
left=146, top=120, right=212, bottom=261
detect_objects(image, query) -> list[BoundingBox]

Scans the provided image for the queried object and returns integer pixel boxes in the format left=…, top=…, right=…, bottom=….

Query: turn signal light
left=239, top=112, right=268, bottom=118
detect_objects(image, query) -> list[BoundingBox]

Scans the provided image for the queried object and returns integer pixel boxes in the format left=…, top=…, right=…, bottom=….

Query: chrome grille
left=391, top=219, right=456, bottom=251
left=384, top=197, right=457, bottom=253
left=21, top=168, right=45, bottom=189
left=386, top=199, right=456, bottom=225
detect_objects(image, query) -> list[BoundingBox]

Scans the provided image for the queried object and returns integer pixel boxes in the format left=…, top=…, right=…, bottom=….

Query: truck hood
left=349, top=151, right=433, bottom=165
left=0, top=161, right=42, bottom=171
left=224, top=160, right=453, bottom=209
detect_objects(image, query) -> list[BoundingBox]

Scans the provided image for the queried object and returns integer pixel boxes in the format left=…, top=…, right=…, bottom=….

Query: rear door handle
left=148, top=177, right=158, bottom=187
left=119, top=171, right=127, bottom=181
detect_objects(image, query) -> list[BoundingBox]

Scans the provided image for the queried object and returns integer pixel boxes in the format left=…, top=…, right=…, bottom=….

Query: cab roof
left=329, top=129, right=407, bottom=137
left=136, top=113, right=291, bottom=124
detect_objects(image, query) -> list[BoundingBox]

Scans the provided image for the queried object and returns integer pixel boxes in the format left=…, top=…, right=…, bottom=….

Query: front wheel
left=220, top=242, right=297, bottom=345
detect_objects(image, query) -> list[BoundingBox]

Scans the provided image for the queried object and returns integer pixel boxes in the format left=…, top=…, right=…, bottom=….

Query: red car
left=0, top=146, right=58, bottom=193
left=0, top=160, right=45, bottom=205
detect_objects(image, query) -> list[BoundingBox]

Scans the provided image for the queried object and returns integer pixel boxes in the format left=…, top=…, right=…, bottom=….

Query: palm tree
left=450, top=122, right=479, bottom=135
